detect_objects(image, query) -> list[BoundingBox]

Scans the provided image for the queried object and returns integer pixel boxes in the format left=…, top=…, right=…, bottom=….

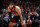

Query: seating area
left=0, top=0, right=40, bottom=27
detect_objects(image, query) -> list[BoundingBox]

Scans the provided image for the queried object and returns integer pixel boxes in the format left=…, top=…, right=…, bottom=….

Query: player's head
left=9, top=3, right=14, bottom=9
left=9, top=4, right=13, bottom=9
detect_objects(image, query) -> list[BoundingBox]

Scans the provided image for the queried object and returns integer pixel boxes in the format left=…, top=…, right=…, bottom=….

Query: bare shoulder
left=15, top=6, right=21, bottom=13
left=15, top=6, right=20, bottom=10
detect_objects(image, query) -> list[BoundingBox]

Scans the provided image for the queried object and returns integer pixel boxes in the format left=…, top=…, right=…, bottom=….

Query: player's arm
left=15, top=6, right=23, bottom=23
left=8, top=6, right=11, bottom=12
left=8, top=7, right=10, bottom=12
left=8, top=5, right=13, bottom=12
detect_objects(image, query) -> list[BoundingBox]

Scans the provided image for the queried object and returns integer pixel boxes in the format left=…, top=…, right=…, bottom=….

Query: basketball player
left=8, top=4, right=23, bottom=27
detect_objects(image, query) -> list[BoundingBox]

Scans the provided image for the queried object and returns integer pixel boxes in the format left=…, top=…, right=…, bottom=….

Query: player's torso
left=11, top=6, right=20, bottom=22
left=12, top=15, right=20, bottom=23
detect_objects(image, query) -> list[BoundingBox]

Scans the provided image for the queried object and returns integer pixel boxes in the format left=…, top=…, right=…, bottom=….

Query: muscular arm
left=8, top=7, right=11, bottom=12
left=8, top=5, right=13, bottom=12
left=15, top=6, right=23, bottom=23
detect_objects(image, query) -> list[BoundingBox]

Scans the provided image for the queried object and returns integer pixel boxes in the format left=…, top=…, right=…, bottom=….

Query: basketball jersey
left=11, top=6, right=17, bottom=12
left=11, top=6, right=20, bottom=23
left=12, top=15, right=20, bottom=23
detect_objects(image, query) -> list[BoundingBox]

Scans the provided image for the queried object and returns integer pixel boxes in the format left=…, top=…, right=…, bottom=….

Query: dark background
left=0, top=0, right=40, bottom=9
left=0, top=0, right=40, bottom=14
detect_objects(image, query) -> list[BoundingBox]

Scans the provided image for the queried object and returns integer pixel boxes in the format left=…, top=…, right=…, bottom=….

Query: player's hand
left=21, top=22, right=23, bottom=25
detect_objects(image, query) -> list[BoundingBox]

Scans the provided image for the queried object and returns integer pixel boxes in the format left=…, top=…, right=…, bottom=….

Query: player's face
left=9, top=5, right=13, bottom=9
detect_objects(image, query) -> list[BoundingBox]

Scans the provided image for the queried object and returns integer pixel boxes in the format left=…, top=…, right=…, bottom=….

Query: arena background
left=0, top=0, right=40, bottom=27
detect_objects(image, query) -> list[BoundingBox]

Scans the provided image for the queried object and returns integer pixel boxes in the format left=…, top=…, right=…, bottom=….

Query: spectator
left=0, top=0, right=40, bottom=27
left=1, top=14, right=4, bottom=20
left=23, top=18, right=26, bottom=27
left=28, top=14, right=30, bottom=19
left=39, top=24, right=40, bottom=27
left=2, top=8, right=6, bottom=14
left=32, top=17, right=35, bottom=27
left=27, top=18, right=32, bottom=27
left=0, top=14, right=1, bottom=20
left=4, top=14, right=9, bottom=23
left=21, top=8, right=25, bottom=20
left=35, top=18, right=39, bottom=27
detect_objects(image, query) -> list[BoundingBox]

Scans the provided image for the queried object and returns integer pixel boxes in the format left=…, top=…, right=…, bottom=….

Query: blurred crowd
left=0, top=0, right=40, bottom=27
